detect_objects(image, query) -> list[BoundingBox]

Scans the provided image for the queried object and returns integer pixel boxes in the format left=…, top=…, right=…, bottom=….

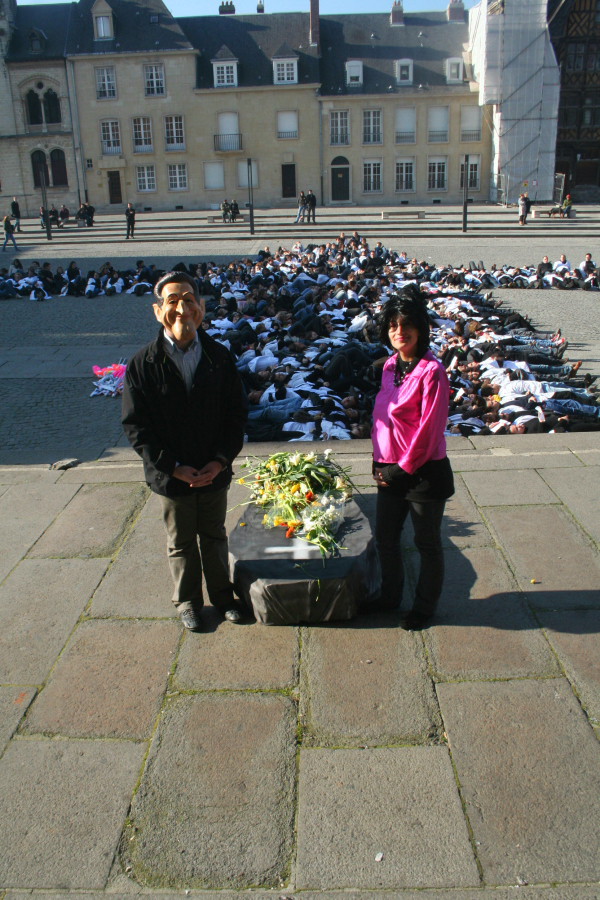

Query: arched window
left=31, top=150, right=49, bottom=188
left=50, top=148, right=68, bottom=186
left=27, top=89, right=43, bottom=125
left=43, top=89, right=61, bottom=124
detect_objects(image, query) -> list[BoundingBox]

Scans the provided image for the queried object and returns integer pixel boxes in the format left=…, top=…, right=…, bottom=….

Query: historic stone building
left=1, top=0, right=493, bottom=214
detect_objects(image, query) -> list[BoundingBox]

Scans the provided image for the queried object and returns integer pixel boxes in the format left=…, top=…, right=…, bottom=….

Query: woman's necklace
left=393, top=354, right=419, bottom=387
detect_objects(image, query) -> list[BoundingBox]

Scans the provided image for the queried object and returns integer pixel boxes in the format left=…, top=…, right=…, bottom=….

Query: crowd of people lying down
left=2, top=238, right=599, bottom=438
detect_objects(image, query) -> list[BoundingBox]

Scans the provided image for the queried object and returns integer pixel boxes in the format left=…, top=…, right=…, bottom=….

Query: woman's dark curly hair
left=378, top=289, right=431, bottom=357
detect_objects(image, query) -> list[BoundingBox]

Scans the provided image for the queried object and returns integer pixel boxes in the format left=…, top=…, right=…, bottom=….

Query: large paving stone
left=538, top=610, right=600, bottom=728
left=430, top=549, right=558, bottom=679
left=23, top=620, right=179, bottom=739
left=126, top=693, right=296, bottom=889
left=540, top=466, right=600, bottom=545
left=484, top=506, right=600, bottom=607
left=442, top=477, right=494, bottom=549
left=0, top=467, right=62, bottom=484
left=0, top=687, right=36, bottom=753
left=0, top=558, right=109, bottom=683
left=450, top=450, right=581, bottom=471
left=175, top=622, right=298, bottom=690
left=91, top=494, right=175, bottom=618
left=461, top=469, right=559, bottom=506
left=59, top=462, right=146, bottom=483
left=295, top=747, right=479, bottom=890
left=300, top=621, right=440, bottom=746
left=27, top=482, right=148, bottom=558
left=0, top=481, right=79, bottom=581
left=0, top=738, right=145, bottom=889
left=437, top=679, right=600, bottom=884
left=10, top=892, right=600, bottom=900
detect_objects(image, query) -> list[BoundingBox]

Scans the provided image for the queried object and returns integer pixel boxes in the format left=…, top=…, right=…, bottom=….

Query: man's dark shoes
left=224, top=608, right=243, bottom=624
left=180, top=608, right=203, bottom=631
left=401, top=610, right=433, bottom=631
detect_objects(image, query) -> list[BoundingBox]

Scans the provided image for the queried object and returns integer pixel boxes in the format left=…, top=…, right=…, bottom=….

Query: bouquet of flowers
left=237, top=450, right=356, bottom=557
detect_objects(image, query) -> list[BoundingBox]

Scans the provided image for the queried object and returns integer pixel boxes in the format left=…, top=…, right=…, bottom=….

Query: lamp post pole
left=247, top=157, right=255, bottom=235
left=462, top=154, right=469, bottom=233
left=39, top=166, right=52, bottom=241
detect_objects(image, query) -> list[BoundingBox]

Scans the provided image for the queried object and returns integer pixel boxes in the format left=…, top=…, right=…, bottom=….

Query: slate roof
left=6, top=3, right=72, bottom=61
left=64, top=0, right=193, bottom=56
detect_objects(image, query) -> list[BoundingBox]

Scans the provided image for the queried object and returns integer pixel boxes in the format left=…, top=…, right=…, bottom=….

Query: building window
left=101, top=120, right=121, bottom=154
left=395, top=106, right=416, bottom=143
left=330, top=110, right=350, bottom=145
left=428, top=157, right=447, bottom=190
left=86, top=158, right=93, bottom=169
left=277, top=110, right=299, bottom=139
left=460, top=155, right=480, bottom=190
left=132, top=117, right=153, bottom=153
left=204, top=161, right=225, bottom=190
left=165, top=115, right=185, bottom=150
left=94, top=14, right=112, bottom=39
left=565, top=42, right=585, bottom=71
left=168, top=163, right=188, bottom=190
left=395, top=59, right=413, bottom=85
left=273, top=59, right=298, bottom=84
left=428, top=106, right=449, bottom=143
left=50, top=148, right=68, bottom=186
left=363, top=109, right=382, bottom=144
left=237, top=159, right=258, bottom=188
left=96, top=67, right=116, bottom=100
left=596, top=0, right=600, bottom=23
left=31, top=149, right=49, bottom=187
left=29, top=31, right=43, bottom=52
left=26, top=90, right=43, bottom=125
left=363, top=160, right=382, bottom=192
left=43, top=89, right=61, bottom=124
left=587, top=44, right=600, bottom=71
left=582, top=95, right=600, bottom=127
left=345, top=60, right=363, bottom=88
left=446, top=58, right=464, bottom=83
left=213, top=62, right=237, bottom=87
left=144, top=64, right=165, bottom=96
left=460, top=105, right=482, bottom=141
left=395, top=158, right=415, bottom=192
left=136, top=165, right=156, bottom=191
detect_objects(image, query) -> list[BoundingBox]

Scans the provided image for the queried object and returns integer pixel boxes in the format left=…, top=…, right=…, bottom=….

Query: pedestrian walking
left=10, top=197, right=21, bottom=232
left=2, top=216, right=19, bottom=252
left=518, top=193, right=527, bottom=226
left=125, top=202, right=136, bottom=239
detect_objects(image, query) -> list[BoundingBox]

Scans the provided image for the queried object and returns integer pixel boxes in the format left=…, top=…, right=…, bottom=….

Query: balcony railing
left=330, top=133, right=350, bottom=145
left=395, top=130, right=416, bottom=143
left=428, top=130, right=449, bottom=142
left=102, top=143, right=122, bottom=155
left=26, top=122, right=66, bottom=135
left=133, top=144, right=153, bottom=153
left=213, top=133, right=243, bottom=151
left=277, top=130, right=298, bottom=139
left=461, top=129, right=481, bottom=142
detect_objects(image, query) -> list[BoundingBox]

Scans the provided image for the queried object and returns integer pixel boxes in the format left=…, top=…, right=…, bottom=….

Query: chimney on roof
left=257, top=1, right=264, bottom=10
left=446, top=0, right=465, bottom=22
left=390, top=1, right=404, bottom=26
left=219, top=1, right=235, bottom=14
left=309, top=0, right=320, bottom=48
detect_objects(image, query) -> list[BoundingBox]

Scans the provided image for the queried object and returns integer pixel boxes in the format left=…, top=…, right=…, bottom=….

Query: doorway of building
left=281, top=163, right=296, bottom=198
left=108, top=170, right=122, bottom=205
left=331, top=157, right=350, bottom=202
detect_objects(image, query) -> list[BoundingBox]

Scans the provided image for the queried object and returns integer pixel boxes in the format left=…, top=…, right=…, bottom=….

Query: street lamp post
left=246, top=157, right=255, bottom=235
left=38, top=165, right=52, bottom=241
left=462, top=153, right=469, bottom=234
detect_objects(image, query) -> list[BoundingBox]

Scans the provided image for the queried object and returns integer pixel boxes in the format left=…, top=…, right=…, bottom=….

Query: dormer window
left=345, top=60, right=363, bottom=89
left=29, top=31, right=44, bottom=53
left=94, top=14, right=112, bottom=39
left=212, top=46, right=238, bottom=88
left=274, top=59, right=298, bottom=84
left=446, top=58, right=464, bottom=83
left=395, top=59, right=413, bottom=85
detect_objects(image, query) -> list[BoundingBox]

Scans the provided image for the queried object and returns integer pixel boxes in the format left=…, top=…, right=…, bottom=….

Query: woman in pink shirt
left=372, top=294, right=454, bottom=630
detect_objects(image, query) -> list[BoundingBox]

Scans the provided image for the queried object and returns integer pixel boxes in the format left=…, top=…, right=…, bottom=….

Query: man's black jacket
left=122, top=328, right=247, bottom=497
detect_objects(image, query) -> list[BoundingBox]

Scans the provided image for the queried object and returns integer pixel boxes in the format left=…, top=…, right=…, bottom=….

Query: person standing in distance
left=10, top=198, right=21, bottom=232
left=122, top=271, right=248, bottom=631
left=306, top=189, right=317, bottom=224
left=125, top=202, right=136, bottom=239
left=371, top=293, right=454, bottom=630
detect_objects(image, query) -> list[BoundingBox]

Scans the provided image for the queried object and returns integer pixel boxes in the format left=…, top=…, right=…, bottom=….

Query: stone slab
left=27, top=482, right=148, bottom=558
left=0, top=558, right=109, bottom=683
left=9, top=892, right=600, bottom=900
left=0, top=481, right=80, bottom=581
left=540, top=466, right=600, bottom=545
left=175, top=622, right=299, bottom=691
left=437, top=679, right=600, bottom=884
left=442, top=476, right=494, bottom=548
left=469, top=433, right=595, bottom=451
left=0, top=467, right=62, bottom=484
left=295, top=747, right=479, bottom=890
left=430, top=548, right=558, bottom=679
left=574, top=448, right=600, bottom=466
left=59, top=463, right=145, bottom=483
left=301, top=622, right=440, bottom=746
left=485, top=506, right=600, bottom=607
left=98, top=445, right=140, bottom=461
left=538, top=610, right=600, bottom=727
left=449, top=450, right=582, bottom=472
left=126, top=693, right=296, bottom=889
left=23, top=619, right=179, bottom=739
left=91, top=496, right=175, bottom=618
left=461, top=469, right=559, bottom=506
left=0, top=738, right=144, bottom=889
left=0, top=687, right=36, bottom=753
